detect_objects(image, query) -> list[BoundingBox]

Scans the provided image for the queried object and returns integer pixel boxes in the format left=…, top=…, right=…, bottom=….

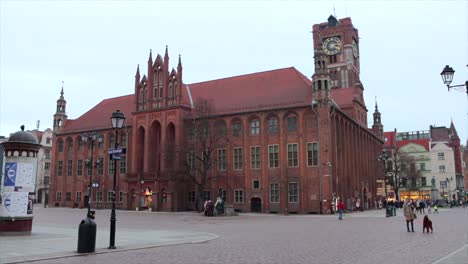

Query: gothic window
left=168, top=83, right=174, bottom=106
left=287, top=116, right=298, bottom=132
left=215, top=120, right=227, bottom=137
left=233, top=121, right=242, bottom=137
left=58, top=140, right=64, bottom=152
left=139, top=87, right=145, bottom=111
left=250, top=119, right=260, bottom=135
left=268, top=117, right=279, bottom=134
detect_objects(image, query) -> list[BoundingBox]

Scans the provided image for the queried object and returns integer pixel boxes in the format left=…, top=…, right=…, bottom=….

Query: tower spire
left=60, top=81, right=64, bottom=99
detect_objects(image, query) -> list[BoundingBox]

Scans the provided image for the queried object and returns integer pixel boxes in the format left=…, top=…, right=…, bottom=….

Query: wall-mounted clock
left=322, top=37, right=342, bottom=55
left=352, top=40, right=359, bottom=58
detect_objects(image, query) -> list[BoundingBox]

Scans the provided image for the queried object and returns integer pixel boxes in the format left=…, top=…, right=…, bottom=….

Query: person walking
left=403, top=197, right=416, bottom=232
left=337, top=198, right=345, bottom=220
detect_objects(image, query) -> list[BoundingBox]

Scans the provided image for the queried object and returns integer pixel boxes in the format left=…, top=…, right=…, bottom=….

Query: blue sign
left=4, top=163, right=17, bottom=187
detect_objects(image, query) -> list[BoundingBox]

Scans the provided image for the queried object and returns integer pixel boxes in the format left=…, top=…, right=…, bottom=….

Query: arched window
left=268, top=116, right=279, bottom=134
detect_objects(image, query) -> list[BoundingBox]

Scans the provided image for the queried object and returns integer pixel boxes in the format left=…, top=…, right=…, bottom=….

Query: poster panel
left=3, top=162, right=34, bottom=188
left=1, top=192, right=28, bottom=217
left=4, top=162, right=17, bottom=186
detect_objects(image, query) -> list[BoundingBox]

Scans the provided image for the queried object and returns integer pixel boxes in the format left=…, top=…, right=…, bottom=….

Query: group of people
left=204, top=197, right=224, bottom=216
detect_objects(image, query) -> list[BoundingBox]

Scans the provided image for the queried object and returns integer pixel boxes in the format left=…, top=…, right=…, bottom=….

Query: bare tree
left=180, top=98, right=228, bottom=211
left=386, top=151, right=421, bottom=202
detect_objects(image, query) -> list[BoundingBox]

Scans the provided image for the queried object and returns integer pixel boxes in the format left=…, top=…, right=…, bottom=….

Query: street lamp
left=378, top=150, right=389, bottom=199
left=42, top=176, right=50, bottom=208
left=440, top=65, right=468, bottom=93
left=81, top=131, right=103, bottom=219
left=446, top=177, right=453, bottom=203
left=441, top=65, right=468, bottom=119
left=109, top=110, right=125, bottom=250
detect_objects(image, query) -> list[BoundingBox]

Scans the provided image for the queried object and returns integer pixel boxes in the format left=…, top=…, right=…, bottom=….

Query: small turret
left=53, top=82, right=68, bottom=133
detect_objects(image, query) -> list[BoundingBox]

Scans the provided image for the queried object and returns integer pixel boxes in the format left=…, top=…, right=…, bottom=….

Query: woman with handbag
left=403, top=197, right=416, bottom=232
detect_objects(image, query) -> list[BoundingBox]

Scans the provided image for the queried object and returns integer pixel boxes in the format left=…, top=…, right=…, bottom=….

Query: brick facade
left=49, top=16, right=384, bottom=214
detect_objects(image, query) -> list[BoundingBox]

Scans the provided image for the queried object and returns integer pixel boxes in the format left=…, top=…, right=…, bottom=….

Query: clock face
left=322, top=37, right=342, bottom=55
left=352, top=40, right=358, bottom=58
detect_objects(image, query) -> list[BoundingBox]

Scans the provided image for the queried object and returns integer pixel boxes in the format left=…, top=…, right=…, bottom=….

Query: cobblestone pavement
left=2, top=206, right=467, bottom=264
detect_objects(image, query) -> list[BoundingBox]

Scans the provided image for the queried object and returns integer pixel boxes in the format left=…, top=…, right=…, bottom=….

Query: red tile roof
left=61, top=67, right=366, bottom=133
left=186, top=67, right=313, bottom=115
left=396, top=139, right=430, bottom=151
left=331, top=88, right=358, bottom=107
left=61, top=95, right=134, bottom=133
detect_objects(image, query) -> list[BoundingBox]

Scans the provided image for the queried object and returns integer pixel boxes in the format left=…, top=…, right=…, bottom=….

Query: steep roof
left=186, top=67, right=313, bottom=115
left=60, top=67, right=369, bottom=134
left=61, top=95, right=134, bottom=133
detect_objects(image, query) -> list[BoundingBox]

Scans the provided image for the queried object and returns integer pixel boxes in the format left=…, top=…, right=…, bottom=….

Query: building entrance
left=250, top=197, right=262, bottom=213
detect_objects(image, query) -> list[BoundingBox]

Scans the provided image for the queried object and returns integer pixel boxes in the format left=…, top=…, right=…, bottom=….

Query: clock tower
left=312, top=15, right=361, bottom=89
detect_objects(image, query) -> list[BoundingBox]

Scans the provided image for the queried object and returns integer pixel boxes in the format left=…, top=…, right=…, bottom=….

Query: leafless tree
left=180, top=98, right=228, bottom=211
left=386, top=151, right=421, bottom=202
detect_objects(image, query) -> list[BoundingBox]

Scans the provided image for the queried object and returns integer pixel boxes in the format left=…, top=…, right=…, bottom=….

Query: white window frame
left=270, top=183, right=280, bottom=203
left=307, top=142, right=319, bottom=167
left=217, top=148, right=227, bottom=171
left=268, top=144, right=279, bottom=168
left=233, top=147, right=243, bottom=170
left=251, top=146, right=261, bottom=169
left=287, top=143, right=299, bottom=167
left=288, top=182, right=299, bottom=203
left=234, top=189, right=244, bottom=203
left=250, top=119, right=260, bottom=135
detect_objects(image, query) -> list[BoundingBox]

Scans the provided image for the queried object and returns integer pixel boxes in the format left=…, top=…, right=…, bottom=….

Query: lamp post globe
left=109, top=110, right=125, bottom=249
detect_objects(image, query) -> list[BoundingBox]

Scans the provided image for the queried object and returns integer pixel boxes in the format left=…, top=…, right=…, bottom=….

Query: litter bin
left=386, top=206, right=392, bottom=217
left=77, top=217, right=97, bottom=253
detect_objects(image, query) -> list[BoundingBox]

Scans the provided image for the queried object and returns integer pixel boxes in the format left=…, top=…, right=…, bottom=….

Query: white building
left=29, top=128, right=53, bottom=205
left=430, top=142, right=457, bottom=201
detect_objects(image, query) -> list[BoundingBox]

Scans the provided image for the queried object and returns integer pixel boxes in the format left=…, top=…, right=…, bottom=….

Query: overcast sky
left=1, top=0, right=467, bottom=142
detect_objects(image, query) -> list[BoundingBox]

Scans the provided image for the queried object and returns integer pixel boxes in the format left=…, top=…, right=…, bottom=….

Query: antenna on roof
left=37, top=120, right=40, bottom=130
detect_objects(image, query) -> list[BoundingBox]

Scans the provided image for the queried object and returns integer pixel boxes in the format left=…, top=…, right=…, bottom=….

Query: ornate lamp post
left=81, top=131, right=103, bottom=219
left=441, top=65, right=467, bottom=205
left=109, top=110, right=125, bottom=249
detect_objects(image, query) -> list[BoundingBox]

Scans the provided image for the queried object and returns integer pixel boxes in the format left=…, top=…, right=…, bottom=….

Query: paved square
left=1, top=206, right=467, bottom=264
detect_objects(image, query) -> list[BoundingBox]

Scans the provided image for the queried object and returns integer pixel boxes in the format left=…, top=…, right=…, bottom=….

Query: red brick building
left=50, top=16, right=384, bottom=214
